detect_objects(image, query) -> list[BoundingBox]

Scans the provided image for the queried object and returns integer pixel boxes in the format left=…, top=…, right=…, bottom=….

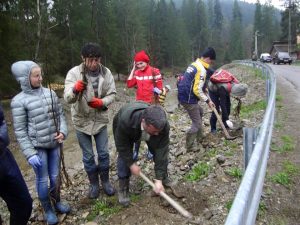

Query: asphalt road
left=269, top=64, right=300, bottom=103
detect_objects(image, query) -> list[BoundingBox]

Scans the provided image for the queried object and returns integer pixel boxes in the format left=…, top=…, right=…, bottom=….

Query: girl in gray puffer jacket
left=11, top=61, right=70, bottom=225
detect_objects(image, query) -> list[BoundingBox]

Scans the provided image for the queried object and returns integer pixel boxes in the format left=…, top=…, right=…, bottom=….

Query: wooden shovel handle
left=139, top=172, right=193, bottom=219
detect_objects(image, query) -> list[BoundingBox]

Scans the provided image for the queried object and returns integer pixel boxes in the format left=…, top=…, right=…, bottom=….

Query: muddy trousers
left=0, top=148, right=32, bottom=225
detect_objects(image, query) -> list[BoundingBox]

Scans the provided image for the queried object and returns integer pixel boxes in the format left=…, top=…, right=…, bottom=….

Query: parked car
left=273, top=52, right=292, bottom=65
left=260, top=53, right=272, bottom=63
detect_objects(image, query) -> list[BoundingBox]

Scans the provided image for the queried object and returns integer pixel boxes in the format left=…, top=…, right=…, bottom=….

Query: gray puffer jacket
left=11, top=61, right=68, bottom=159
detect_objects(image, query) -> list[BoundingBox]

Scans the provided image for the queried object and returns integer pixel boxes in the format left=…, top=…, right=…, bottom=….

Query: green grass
left=224, top=139, right=239, bottom=149
left=274, top=121, right=283, bottom=129
left=270, top=160, right=299, bottom=187
left=225, top=199, right=233, bottom=211
left=254, top=68, right=266, bottom=80
left=282, top=160, right=299, bottom=176
left=271, top=135, right=295, bottom=153
left=275, top=94, right=283, bottom=102
left=270, top=172, right=291, bottom=187
left=225, top=167, right=243, bottom=179
left=87, top=198, right=122, bottom=221
left=240, top=100, right=267, bottom=119
left=205, top=148, right=218, bottom=158
left=267, top=217, right=287, bottom=225
left=224, top=150, right=234, bottom=157
left=258, top=201, right=267, bottom=216
left=186, top=162, right=212, bottom=181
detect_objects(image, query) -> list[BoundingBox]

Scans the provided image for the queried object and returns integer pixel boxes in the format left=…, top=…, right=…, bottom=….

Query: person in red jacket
left=127, top=50, right=164, bottom=160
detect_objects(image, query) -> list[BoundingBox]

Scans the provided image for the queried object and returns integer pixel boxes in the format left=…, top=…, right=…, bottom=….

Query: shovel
left=210, top=106, right=237, bottom=140
left=139, top=172, right=193, bottom=219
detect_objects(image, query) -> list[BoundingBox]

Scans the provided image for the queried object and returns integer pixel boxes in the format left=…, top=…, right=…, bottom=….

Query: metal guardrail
left=224, top=60, right=276, bottom=225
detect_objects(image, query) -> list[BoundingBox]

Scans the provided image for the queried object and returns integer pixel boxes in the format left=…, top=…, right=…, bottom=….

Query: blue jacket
left=0, top=104, right=9, bottom=150
left=178, top=59, right=210, bottom=104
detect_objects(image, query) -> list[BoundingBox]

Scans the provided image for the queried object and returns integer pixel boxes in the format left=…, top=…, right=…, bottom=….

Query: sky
left=242, top=0, right=285, bottom=9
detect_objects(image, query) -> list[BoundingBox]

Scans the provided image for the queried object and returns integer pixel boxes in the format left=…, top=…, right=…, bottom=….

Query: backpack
left=210, top=69, right=239, bottom=84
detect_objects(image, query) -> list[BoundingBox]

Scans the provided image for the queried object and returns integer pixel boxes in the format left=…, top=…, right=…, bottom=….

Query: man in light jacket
left=64, top=42, right=116, bottom=199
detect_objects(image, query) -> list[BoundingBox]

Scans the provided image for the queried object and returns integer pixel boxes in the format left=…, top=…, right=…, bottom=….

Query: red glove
left=73, top=80, right=86, bottom=93
left=88, top=97, right=103, bottom=109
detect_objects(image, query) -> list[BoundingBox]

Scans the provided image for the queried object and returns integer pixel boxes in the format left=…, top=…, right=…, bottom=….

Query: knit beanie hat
left=134, top=50, right=150, bottom=63
left=201, top=47, right=216, bottom=60
left=231, top=83, right=248, bottom=97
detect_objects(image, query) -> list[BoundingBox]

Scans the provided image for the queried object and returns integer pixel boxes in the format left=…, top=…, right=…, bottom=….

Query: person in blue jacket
left=0, top=102, right=32, bottom=225
left=177, top=47, right=216, bottom=152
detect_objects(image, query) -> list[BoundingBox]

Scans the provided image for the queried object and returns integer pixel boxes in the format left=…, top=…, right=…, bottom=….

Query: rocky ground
left=1, top=64, right=267, bottom=225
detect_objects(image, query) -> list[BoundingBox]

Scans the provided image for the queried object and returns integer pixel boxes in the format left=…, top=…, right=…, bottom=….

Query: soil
left=1, top=64, right=300, bottom=225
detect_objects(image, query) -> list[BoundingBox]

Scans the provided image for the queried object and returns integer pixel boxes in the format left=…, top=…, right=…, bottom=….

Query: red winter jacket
left=127, top=65, right=163, bottom=104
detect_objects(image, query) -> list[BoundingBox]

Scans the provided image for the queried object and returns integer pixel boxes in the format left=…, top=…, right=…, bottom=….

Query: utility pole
left=254, top=30, right=259, bottom=59
left=288, top=0, right=292, bottom=55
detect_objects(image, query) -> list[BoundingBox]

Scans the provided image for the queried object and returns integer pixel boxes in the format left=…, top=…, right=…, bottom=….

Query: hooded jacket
left=113, top=102, right=170, bottom=180
left=64, top=63, right=116, bottom=135
left=11, top=61, right=68, bottom=159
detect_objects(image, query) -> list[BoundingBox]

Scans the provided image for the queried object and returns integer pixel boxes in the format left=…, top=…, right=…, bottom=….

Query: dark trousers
left=0, top=148, right=32, bottom=225
left=209, top=87, right=231, bottom=131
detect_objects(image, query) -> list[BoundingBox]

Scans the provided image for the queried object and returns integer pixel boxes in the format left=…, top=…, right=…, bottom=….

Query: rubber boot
left=87, top=171, right=100, bottom=199
left=40, top=198, right=58, bottom=225
left=118, top=178, right=130, bottom=207
left=196, top=128, right=203, bottom=144
left=99, top=169, right=115, bottom=196
left=50, top=188, right=71, bottom=214
left=185, top=132, right=197, bottom=152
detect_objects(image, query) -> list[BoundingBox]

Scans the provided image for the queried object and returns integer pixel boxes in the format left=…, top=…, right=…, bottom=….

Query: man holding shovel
left=112, top=102, right=171, bottom=206
left=177, top=47, right=216, bottom=152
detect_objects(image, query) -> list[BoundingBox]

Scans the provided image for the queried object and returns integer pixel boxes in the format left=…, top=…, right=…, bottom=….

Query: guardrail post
left=243, top=127, right=257, bottom=170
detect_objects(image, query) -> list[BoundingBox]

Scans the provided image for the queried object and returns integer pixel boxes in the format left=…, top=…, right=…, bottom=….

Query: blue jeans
left=76, top=126, right=110, bottom=173
left=117, top=155, right=131, bottom=179
left=33, top=146, right=60, bottom=200
left=0, top=148, right=32, bottom=225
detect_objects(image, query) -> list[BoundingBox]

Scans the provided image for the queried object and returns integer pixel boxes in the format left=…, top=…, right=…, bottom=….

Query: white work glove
left=226, top=120, right=234, bottom=129
left=28, top=155, right=42, bottom=169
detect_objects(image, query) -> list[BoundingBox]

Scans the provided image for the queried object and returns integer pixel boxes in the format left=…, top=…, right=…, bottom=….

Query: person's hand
left=207, top=100, right=215, bottom=108
left=129, top=163, right=141, bottom=176
left=153, top=179, right=165, bottom=194
left=54, top=132, right=64, bottom=143
left=153, top=87, right=162, bottom=95
left=73, top=80, right=86, bottom=93
left=28, top=155, right=42, bottom=169
left=88, top=97, right=103, bottom=109
left=226, top=120, right=234, bottom=129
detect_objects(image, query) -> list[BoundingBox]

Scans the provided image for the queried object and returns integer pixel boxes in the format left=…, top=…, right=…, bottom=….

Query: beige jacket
left=64, top=63, right=116, bottom=135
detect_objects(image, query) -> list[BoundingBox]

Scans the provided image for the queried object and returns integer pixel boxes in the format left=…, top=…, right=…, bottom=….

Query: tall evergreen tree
left=228, top=0, right=245, bottom=61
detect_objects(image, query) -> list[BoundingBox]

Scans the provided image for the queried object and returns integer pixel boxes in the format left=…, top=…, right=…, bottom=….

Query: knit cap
left=231, top=83, right=248, bottom=97
left=134, top=50, right=150, bottom=63
left=201, top=47, right=216, bottom=60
